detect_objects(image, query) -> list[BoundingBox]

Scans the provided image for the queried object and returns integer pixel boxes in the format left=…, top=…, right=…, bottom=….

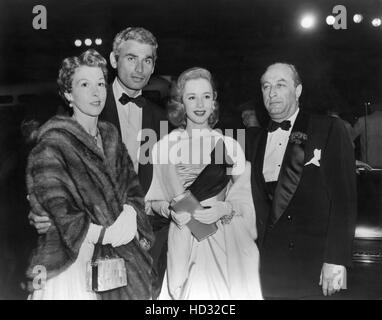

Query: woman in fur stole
left=26, top=49, right=154, bottom=300
left=145, top=67, right=262, bottom=300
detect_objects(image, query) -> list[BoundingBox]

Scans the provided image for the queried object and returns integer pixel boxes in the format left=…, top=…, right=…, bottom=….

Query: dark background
left=0, top=0, right=382, bottom=299
left=1, top=0, right=382, bottom=115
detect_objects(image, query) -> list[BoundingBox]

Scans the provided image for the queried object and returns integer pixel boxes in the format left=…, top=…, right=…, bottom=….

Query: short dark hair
left=167, top=67, right=219, bottom=128
left=57, top=49, right=108, bottom=104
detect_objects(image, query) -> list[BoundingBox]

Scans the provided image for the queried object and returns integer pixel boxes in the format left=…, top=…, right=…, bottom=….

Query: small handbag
left=86, top=227, right=127, bottom=292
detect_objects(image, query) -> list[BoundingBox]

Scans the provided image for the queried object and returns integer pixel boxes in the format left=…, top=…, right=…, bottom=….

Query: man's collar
left=287, top=108, right=300, bottom=127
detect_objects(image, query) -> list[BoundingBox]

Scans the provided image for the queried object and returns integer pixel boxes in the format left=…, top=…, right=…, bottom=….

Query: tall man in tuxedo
left=101, top=27, right=167, bottom=194
left=250, top=63, right=357, bottom=299
left=102, top=27, right=170, bottom=298
left=28, top=27, right=170, bottom=299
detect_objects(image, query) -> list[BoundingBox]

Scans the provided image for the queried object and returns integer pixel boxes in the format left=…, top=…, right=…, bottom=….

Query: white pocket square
left=305, top=149, right=321, bottom=167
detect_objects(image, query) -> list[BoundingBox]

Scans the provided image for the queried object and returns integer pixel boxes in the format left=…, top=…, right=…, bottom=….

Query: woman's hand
left=170, top=210, right=191, bottom=229
left=151, top=200, right=171, bottom=218
left=194, top=201, right=232, bottom=224
left=103, top=204, right=137, bottom=247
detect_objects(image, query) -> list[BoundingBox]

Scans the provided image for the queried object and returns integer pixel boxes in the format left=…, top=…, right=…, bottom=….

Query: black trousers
left=148, top=215, right=170, bottom=299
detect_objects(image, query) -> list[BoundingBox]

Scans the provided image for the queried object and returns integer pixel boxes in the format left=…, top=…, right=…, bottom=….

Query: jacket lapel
left=140, top=97, right=150, bottom=134
left=270, top=111, right=310, bottom=225
left=253, top=129, right=268, bottom=195
left=251, top=129, right=271, bottom=244
left=101, top=85, right=122, bottom=135
left=138, top=98, right=153, bottom=194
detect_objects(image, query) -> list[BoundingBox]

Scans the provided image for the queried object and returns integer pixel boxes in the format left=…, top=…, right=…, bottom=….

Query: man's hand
left=320, top=263, right=346, bottom=296
left=356, top=160, right=373, bottom=174
left=28, top=211, right=51, bottom=234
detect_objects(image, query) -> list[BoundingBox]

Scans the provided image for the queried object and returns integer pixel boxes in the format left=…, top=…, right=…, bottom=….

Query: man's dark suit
left=249, top=111, right=357, bottom=299
left=100, top=85, right=170, bottom=298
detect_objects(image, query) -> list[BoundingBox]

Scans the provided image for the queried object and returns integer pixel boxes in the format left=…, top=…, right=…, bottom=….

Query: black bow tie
left=119, top=93, right=144, bottom=108
left=267, top=120, right=291, bottom=132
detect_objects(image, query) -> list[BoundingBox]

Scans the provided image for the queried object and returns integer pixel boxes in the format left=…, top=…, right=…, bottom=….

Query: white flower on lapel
left=305, top=149, right=321, bottom=167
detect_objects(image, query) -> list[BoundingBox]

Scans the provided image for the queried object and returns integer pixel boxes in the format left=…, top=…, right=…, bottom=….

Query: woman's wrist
left=220, top=201, right=235, bottom=225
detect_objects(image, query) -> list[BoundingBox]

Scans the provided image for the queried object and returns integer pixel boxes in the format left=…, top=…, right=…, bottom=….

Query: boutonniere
left=305, top=149, right=321, bottom=167
left=289, top=131, right=308, bottom=145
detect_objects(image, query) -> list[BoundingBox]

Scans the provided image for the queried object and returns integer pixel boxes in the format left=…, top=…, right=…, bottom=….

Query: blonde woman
left=146, top=67, right=262, bottom=300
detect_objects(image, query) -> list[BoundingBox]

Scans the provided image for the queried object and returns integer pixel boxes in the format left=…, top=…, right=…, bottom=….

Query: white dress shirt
left=112, top=79, right=142, bottom=173
left=263, top=109, right=300, bottom=182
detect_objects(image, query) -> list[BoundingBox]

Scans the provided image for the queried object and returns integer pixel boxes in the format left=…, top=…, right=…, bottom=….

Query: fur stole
left=26, top=115, right=154, bottom=299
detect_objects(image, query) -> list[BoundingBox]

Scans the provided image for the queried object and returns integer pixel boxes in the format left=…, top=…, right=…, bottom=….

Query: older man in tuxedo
left=249, top=62, right=357, bottom=299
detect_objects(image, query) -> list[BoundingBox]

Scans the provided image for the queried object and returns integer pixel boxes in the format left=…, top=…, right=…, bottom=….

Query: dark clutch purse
left=86, top=227, right=127, bottom=292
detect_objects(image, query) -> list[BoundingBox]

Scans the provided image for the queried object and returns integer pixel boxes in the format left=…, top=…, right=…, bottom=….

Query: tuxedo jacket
left=249, top=111, right=357, bottom=298
left=99, top=85, right=167, bottom=195
left=99, top=85, right=170, bottom=298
